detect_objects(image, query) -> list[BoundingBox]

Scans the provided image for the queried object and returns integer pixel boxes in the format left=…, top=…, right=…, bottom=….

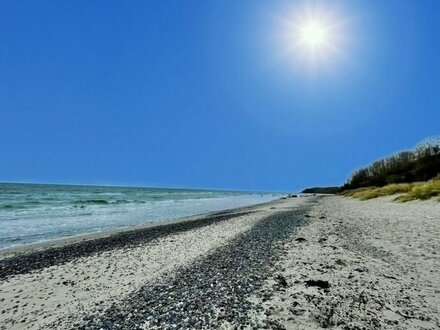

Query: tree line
left=344, top=137, right=440, bottom=189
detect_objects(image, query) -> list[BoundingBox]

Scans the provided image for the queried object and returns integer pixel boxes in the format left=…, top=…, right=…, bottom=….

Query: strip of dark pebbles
left=76, top=206, right=311, bottom=330
left=0, top=211, right=255, bottom=279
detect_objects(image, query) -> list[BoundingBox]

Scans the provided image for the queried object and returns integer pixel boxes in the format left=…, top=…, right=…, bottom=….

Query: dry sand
left=249, top=196, right=440, bottom=329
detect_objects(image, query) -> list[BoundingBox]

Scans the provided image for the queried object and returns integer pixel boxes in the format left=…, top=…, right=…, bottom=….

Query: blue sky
left=1, top=1, right=439, bottom=192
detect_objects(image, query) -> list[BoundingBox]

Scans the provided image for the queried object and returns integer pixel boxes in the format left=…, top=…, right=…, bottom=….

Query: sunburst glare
left=274, top=4, right=348, bottom=69
left=300, top=22, right=327, bottom=47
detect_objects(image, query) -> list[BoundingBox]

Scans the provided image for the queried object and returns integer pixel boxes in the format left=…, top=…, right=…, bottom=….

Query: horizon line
left=0, top=180, right=288, bottom=194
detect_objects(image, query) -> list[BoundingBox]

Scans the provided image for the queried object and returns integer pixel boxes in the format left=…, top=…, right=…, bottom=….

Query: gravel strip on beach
left=0, top=211, right=255, bottom=280
left=76, top=202, right=315, bottom=329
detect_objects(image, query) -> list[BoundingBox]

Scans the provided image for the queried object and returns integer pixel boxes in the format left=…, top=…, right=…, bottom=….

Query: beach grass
left=341, top=175, right=440, bottom=202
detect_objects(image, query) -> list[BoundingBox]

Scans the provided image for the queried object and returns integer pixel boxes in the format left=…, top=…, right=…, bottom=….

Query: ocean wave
left=0, top=183, right=276, bottom=250
left=72, top=199, right=135, bottom=207
left=73, top=199, right=110, bottom=205
left=0, top=204, right=26, bottom=210
left=115, top=199, right=131, bottom=204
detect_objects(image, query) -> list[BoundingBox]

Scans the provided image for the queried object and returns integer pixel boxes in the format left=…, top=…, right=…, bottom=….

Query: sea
left=0, top=183, right=278, bottom=250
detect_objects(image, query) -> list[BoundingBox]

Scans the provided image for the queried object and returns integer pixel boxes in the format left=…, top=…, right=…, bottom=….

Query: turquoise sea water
left=0, top=183, right=277, bottom=249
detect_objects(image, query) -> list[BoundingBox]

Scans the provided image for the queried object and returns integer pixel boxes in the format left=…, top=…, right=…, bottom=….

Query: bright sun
left=300, top=22, right=327, bottom=47
left=274, top=4, right=346, bottom=68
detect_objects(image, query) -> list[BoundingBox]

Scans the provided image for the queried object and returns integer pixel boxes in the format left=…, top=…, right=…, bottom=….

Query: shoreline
left=0, top=198, right=289, bottom=279
left=0, top=196, right=314, bottom=329
left=0, top=198, right=282, bottom=260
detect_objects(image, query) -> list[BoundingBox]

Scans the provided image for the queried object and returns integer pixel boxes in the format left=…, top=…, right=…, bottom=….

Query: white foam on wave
left=0, top=187, right=277, bottom=249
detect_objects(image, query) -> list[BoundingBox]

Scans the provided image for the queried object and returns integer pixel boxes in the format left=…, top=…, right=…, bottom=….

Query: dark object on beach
left=304, top=214, right=312, bottom=218
left=275, top=274, right=288, bottom=287
left=288, top=194, right=297, bottom=198
left=301, top=186, right=341, bottom=194
left=354, top=266, right=369, bottom=273
left=319, top=216, right=326, bottom=219
left=318, top=237, right=328, bottom=244
left=62, top=280, right=75, bottom=286
left=305, top=279, right=331, bottom=289
left=290, top=307, right=306, bottom=315
left=295, top=237, right=307, bottom=243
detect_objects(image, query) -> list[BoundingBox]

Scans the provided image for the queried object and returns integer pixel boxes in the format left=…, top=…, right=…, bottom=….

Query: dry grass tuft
left=341, top=175, right=440, bottom=202
left=339, top=187, right=374, bottom=197
left=394, top=176, right=440, bottom=202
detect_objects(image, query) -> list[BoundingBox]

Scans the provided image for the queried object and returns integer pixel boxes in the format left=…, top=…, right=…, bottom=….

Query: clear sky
left=1, top=1, right=439, bottom=192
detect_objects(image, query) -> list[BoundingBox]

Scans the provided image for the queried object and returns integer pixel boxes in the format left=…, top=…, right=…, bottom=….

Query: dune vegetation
left=341, top=137, right=440, bottom=202
left=344, top=137, right=440, bottom=189
left=341, top=175, right=440, bottom=202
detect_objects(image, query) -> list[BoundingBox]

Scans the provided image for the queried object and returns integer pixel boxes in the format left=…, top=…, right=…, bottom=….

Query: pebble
left=78, top=207, right=311, bottom=329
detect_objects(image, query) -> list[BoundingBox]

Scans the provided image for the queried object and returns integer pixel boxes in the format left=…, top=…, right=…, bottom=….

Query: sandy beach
left=1, top=196, right=439, bottom=329
left=248, top=196, right=440, bottom=329
left=3, top=1, right=439, bottom=329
